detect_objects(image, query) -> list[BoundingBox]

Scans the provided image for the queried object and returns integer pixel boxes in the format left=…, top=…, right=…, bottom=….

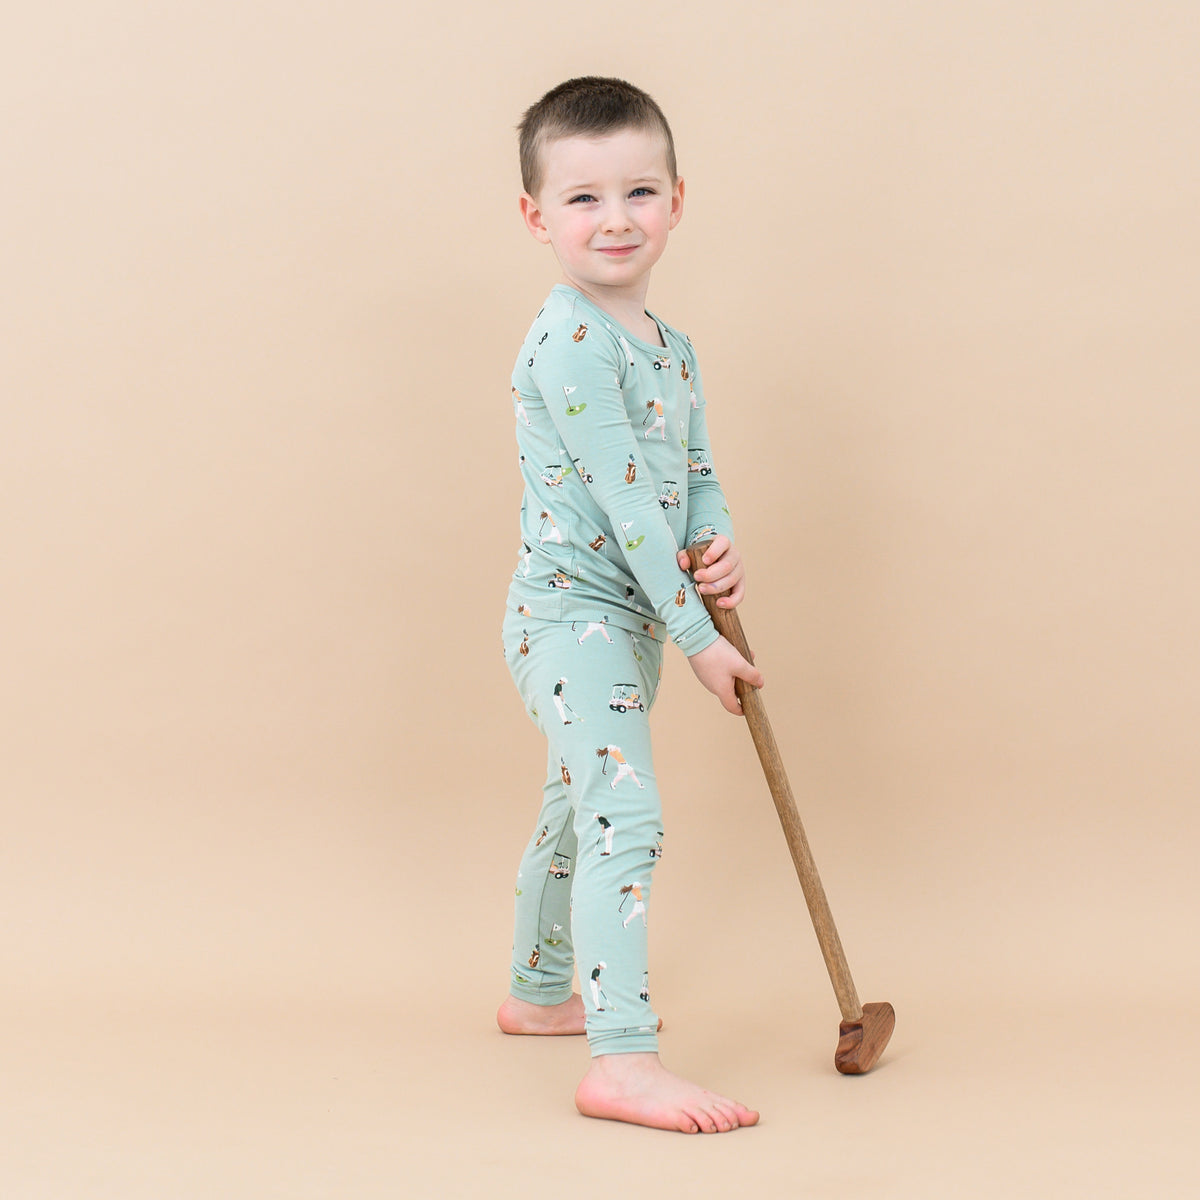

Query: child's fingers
left=720, top=661, right=761, bottom=714
left=702, top=533, right=731, bottom=564
left=736, top=654, right=764, bottom=690
left=716, top=580, right=745, bottom=609
left=706, top=557, right=742, bottom=585
left=699, top=559, right=744, bottom=596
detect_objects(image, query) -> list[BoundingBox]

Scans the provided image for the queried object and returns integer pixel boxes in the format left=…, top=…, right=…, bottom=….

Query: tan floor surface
left=6, top=2, right=1198, bottom=1196
left=5, top=751, right=1196, bottom=1200
left=4, top=984, right=1194, bottom=1199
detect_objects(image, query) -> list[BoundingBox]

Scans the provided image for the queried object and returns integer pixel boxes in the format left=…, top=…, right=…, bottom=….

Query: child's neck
left=563, top=280, right=665, bottom=347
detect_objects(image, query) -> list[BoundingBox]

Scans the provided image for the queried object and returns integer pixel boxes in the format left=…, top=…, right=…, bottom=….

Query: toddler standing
left=496, top=77, right=763, bottom=1134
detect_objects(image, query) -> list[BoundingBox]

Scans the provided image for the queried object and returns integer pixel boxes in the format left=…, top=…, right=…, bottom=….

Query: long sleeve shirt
left=506, top=285, right=734, bottom=655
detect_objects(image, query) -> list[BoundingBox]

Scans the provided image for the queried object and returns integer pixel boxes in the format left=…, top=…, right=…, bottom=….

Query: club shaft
left=686, top=542, right=863, bottom=1023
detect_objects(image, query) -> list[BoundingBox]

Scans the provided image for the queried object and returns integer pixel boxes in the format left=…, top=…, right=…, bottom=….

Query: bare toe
left=710, top=1107, right=735, bottom=1132
left=576, top=1053, right=758, bottom=1134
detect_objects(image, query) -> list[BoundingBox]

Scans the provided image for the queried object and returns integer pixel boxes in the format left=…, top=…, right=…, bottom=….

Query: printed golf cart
left=687, top=450, right=713, bottom=475
left=658, top=481, right=680, bottom=509
left=609, top=683, right=646, bottom=714
left=548, top=852, right=572, bottom=879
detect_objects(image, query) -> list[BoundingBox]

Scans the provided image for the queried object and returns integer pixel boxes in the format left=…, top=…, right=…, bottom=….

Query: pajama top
left=508, top=285, right=734, bottom=656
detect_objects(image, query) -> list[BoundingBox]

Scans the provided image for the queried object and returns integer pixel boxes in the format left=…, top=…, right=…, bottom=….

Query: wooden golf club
left=685, top=540, right=895, bottom=1074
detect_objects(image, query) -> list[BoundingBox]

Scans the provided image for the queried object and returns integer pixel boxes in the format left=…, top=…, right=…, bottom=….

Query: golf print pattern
left=502, top=609, right=665, bottom=1053
left=501, top=285, right=739, bottom=1055
left=506, top=284, right=735, bottom=658
left=619, top=881, right=647, bottom=929
left=597, top=744, right=643, bottom=789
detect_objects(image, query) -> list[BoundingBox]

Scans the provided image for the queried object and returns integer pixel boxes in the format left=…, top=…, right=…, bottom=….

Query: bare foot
left=575, top=1052, right=759, bottom=1133
left=497, top=993, right=587, bottom=1035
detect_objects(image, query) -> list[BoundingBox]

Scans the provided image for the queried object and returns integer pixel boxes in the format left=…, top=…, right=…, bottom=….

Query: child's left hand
left=677, top=534, right=747, bottom=610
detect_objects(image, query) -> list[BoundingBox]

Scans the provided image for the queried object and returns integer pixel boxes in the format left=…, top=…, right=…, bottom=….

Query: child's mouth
left=599, top=245, right=637, bottom=256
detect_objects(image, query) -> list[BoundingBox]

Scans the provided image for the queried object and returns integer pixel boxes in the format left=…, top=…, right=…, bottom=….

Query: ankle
left=587, top=1051, right=660, bottom=1074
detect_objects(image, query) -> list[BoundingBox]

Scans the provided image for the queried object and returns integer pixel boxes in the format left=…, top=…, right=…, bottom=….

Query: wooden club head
left=834, top=1002, right=895, bottom=1075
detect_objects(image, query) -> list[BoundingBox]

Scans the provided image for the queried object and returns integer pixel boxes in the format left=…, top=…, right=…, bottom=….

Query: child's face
left=520, top=127, right=684, bottom=305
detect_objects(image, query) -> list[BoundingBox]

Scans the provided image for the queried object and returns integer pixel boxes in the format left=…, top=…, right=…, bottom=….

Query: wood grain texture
left=684, top=540, right=863, bottom=1022
left=835, top=1002, right=896, bottom=1075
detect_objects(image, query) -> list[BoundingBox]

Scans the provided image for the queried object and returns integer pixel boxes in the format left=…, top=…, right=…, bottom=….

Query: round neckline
left=553, top=285, right=671, bottom=353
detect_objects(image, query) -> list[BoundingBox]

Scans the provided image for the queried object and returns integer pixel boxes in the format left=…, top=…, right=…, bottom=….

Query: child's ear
left=668, top=177, right=685, bottom=231
left=519, top=193, right=552, bottom=244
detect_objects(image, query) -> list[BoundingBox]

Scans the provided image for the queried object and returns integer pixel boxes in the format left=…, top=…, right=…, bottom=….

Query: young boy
left=497, top=77, right=763, bottom=1134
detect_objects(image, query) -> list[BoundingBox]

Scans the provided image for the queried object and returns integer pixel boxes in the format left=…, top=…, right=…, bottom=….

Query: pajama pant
left=502, top=610, right=665, bottom=1056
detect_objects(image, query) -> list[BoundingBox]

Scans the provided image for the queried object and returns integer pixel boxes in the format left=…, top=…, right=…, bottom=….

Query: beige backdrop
left=2, top=1, right=1197, bottom=1197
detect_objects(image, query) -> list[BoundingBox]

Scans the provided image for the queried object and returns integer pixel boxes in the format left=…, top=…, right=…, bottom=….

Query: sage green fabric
left=503, top=610, right=664, bottom=1055
left=501, top=286, right=737, bottom=1055
left=507, top=285, right=733, bottom=655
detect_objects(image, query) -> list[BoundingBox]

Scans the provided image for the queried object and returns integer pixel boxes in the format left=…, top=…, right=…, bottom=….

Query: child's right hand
left=687, top=635, right=764, bottom=716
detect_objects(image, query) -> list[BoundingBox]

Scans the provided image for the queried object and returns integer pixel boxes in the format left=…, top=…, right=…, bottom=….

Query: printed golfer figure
left=589, top=962, right=614, bottom=1012
left=643, top=396, right=667, bottom=440
left=576, top=616, right=612, bottom=645
left=597, top=744, right=644, bottom=789
left=594, top=813, right=614, bottom=856
left=553, top=678, right=582, bottom=725
left=538, top=509, right=563, bottom=546
left=620, top=880, right=647, bottom=928
left=512, top=386, right=531, bottom=426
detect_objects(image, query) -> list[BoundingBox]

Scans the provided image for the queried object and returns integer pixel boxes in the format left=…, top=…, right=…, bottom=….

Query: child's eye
left=630, top=187, right=655, bottom=197
left=569, top=194, right=596, bottom=204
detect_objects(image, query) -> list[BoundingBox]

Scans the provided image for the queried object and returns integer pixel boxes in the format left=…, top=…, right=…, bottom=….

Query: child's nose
left=601, top=204, right=634, bottom=233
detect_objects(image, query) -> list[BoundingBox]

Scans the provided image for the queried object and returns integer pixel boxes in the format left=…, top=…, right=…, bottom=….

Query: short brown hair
left=518, top=76, right=677, bottom=197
